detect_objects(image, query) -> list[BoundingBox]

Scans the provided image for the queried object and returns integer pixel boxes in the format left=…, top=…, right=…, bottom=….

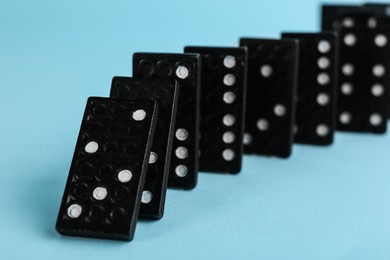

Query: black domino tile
left=239, top=38, right=298, bottom=158
left=282, top=32, right=339, bottom=145
left=322, top=5, right=390, bottom=118
left=362, top=3, right=390, bottom=22
left=110, top=77, right=179, bottom=219
left=321, top=4, right=362, bottom=31
left=184, top=46, right=247, bottom=174
left=56, top=97, right=158, bottom=241
left=322, top=5, right=390, bottom=35
left=337, top=25, right=390, bottom=133
left=132, top=53, right=201, bottom=190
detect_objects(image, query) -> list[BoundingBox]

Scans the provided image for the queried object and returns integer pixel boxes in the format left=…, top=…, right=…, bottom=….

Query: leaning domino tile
left=110, top=77, right=179, bottom=219
left=282, top=32, right=339, bottom=145
left=184, top=46, right=247, bottom=173
left=56, top=97, right=158, bottom=241
left=132, top=53, right=201, bottom=189
left=239, top=38, right=298, bottom=158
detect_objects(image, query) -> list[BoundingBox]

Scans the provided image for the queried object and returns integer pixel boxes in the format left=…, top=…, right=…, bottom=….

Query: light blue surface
left=1, top=0, right=390, bottom=259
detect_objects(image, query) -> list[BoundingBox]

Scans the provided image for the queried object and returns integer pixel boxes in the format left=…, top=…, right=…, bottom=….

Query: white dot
left=67, top=204, right=82, bottom=219
left=175, top=128, right=188, bottom=141
left=175, top=165, right=188, bottom=177
left=373, top=64, right=386, bottom=77
left=341, top=82, right=353, bottom=95
left=132, top=109, right=146, bottom=121
left=223, top=92, right=236, bottom=104
left=318, top=40, right=331, bottom=53
left=344, top=33, right=357, bottom=46
left=375, top=34, right=388, bottom=47
left=222, top=149, right=235, bottom=161
left=342, top=63, right=354, bottom=76
left=260, top=65, right=273, bottom=77
left=317, top=57, right=330, bottom=69
left=370, top=113, right=383, bottom=126
left=175, top=146, right=188, bottom=159
left=223, top=74, right=236, bottom=86
left=243, top=133, right=252, bottom=145
left=342, top=17, right=354, bottom=27
left=316, top=124, right=329, bottom=137
left=223, top=55, right=236, bottom=68
left=141, top=190, right=153, bottom=204
left=368, top=17, right=377, bottom=28
left=257, top=119, right=269, bottom=131
left=93, top=187, right=107, bottom=201
left=222, top=132, right=235, bottom=144
left=274, top=104, right=286, bottom=117
left=118, top=169, right=132, bottom=183
left=339, top=112, right=352, bottom=124
left=371, top=84, right=385, bottom=97
left=85, top=141, right=99, bottom=154
left=176, top=66, right=189, bottom=79
left=223, top=114, right=236, bottom=126
left=149, top=152, right=157, bottom=164
left=317, top=93, right=330, bottom=106
left=317, top=72, right=330, bottom=85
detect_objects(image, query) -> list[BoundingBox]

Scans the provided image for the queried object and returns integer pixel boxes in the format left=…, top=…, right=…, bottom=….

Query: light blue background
left=1, top=0, right=390, bottom=259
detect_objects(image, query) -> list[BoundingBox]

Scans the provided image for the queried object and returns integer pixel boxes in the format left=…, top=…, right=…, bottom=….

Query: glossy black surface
left=56, top=97, right=158, bottom=241
left=337, top=22, right=390, bottom=133
left=239, top=38, right=298, bottom=158
left=282, top=32, right=339, bottom=145
left=110, top=77, right=179, bottom=219
left=133, top=53, right=201, bottom=189
left=321, top=4, right=390, bottom=118
left=184, top=46, right=247, bottom=173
